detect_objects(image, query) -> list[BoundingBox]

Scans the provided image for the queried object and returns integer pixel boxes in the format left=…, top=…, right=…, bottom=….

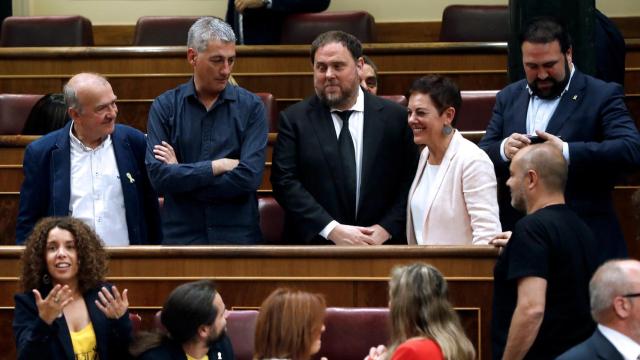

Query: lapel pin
left=572, top=94, right=578, bottom=100
left=126, top=172, right=135, bottom=183
left=217, top=352, right=222, bottom=359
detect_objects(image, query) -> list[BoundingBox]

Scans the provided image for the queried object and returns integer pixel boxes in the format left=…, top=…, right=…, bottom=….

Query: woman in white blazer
left=406, top=75, right=501, bottom=245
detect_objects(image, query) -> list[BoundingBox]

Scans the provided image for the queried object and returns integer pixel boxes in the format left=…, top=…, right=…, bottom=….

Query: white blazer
left=406, top=130, right=501, bottom=245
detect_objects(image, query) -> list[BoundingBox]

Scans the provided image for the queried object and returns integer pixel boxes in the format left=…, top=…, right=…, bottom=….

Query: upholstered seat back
left=281, top=11, right=376, bottom=44
left=133, top=16, right=202, bottom=46
left=0, top=94, right=43, bottom=134
left=258, top=197, right=285, bottom=244
left=456, top=90, right=498, bottom=131
left=256, top=93, right=278, bottom=132
left=439, top=5, right=509, bottom=42
left=1, top=16, right=94, bottom=46
left=227, top=310, right=259, bottom=360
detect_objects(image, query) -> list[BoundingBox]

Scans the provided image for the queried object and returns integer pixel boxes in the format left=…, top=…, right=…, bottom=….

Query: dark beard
left=529, top=56, right=571, bottom=100
left=205, top=329, right=225, bottom=348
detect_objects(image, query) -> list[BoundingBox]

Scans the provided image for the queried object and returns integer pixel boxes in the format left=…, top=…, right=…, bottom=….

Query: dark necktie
left=335, top=110, right=357, bottom=220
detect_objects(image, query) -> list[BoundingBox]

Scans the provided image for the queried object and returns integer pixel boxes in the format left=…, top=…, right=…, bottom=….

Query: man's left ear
left=566, top=47, right=573, bottom=65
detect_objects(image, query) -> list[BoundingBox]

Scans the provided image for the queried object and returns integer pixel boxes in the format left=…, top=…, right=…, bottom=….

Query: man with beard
left=492, top=144, right=600, bottom=360
left=479, top=17, right=640, bottom=262
left=146, top=17, right=267, bottom=245
left=271, top=31, right=418, bottom=245
left=132, top=280, right=234, bottom=359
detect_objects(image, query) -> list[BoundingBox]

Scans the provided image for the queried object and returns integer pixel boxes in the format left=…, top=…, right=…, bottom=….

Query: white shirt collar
left=69, top=121, right=110, bottom=151
left=598, top=324, right=640, bottom=360
left=331, top=86, right=365, bottom=113
left=526, top=64, right=576, bottom=98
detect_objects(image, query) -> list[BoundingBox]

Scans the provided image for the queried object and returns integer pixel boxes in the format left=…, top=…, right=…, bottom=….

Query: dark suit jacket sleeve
left=377, top=115, right=418, bottom=240
left=271, top=110, right=335, bottom=234
left=568, top=83, right=640, bottom=173
left=13, top=292, right=59, bottom=359
left=270, top=0, right=330, bottom=12
left=478, top=88, right=511, bottom=179
left=127, top=129, right=162, bottom=244
left=15, top=143, right=48, bottom=244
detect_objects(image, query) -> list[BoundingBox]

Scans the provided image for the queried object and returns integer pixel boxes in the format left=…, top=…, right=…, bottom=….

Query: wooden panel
left=89, top=18, right=640, bottom=45
left=0, top=193, right=19, bottom=246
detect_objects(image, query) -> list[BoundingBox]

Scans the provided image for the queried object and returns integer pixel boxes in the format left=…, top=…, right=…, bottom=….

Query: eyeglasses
left=622, top=293, right=640, bottom=298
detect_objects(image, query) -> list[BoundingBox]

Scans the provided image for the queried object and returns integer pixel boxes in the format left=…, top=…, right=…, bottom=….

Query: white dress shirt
left=500, top=66, right=575, bottom=162
left=319, top=87, right=365, bottom=239
left=599, top=324, right=640, bottom=360
left=69, top=124, right=130, bottom=246
left=411, top=163, right=439, bottom=244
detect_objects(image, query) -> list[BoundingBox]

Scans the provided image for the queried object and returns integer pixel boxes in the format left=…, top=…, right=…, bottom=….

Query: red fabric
left=391, top=338, right=444, bottom=360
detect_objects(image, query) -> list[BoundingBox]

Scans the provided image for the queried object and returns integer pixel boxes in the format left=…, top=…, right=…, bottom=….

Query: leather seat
left=456, top=90, right=498, bottom=131
left=226, top=310, right=259, bottom=360
left=380, top=95, right=408, bottom=107
left=1, top=16, right=94, bottom=46
left=314, top=308, right=390, bottom=360
left=0, top=94, right=43, bottom=134
left=258, top=196, right=285, bottom=244
left=281, top=11, right=376, bottom=44
left=439, top=5, right=509, bottom=42
left=256, top=93, right=278, bottom=132
left=132, top=16, right=202, bottom=46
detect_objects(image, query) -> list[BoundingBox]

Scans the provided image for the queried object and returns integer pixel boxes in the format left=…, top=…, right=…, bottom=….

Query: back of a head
left=22, top=93, right=69, bottom=135
left=254, top=288, right=326, bottom=360
left=162, top=280, right=218, bottom=343
left=520, top=16, right=572, bottom=52
left=310, top=30, right=362, bottom=64
left=388, top=263, right=475, bottom=360
left=187, top=16, right=236, bottom=52
left=518, top=144, right=568, bottom=193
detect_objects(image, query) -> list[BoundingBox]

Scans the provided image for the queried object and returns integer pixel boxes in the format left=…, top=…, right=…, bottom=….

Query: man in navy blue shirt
left=146, top=17, right=268, bottom=245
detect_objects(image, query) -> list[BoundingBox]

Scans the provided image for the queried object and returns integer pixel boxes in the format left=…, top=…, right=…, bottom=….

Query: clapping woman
left=13, top=217, right=132, bottom=360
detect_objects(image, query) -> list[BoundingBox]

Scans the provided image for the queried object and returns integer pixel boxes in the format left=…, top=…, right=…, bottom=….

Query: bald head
left=513, top=143, right=568, bottom=193
left=63, top=73, right=111, bottom=113
left=590, top=259, right=640, bottom=323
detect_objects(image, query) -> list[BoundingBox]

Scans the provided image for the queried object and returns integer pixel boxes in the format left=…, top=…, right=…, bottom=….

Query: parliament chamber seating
left=315, top=308, right=390, bottom=360
left=439, top=5, right=509, bottom=42
left=281, top=11, right=376, bottom=44
left=457, top=90, right=499, bottom=131
left=130, top=312, right=143, bottom=336
left=132, top=16, right=201, bottom=46
left=256, top=92, right=278, bottom=132
left=0, top=16, right=94, bottom=47
left=380, top=94, right=408, bottom=106
left=258, top=196, right=285, bottom=244
left=0, top=94, right=43, bottom=135
left=227, top=310, right=259, bottom=360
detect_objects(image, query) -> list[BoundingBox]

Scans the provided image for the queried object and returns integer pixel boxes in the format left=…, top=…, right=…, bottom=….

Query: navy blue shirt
left=146, top=80, right=267, bottom=244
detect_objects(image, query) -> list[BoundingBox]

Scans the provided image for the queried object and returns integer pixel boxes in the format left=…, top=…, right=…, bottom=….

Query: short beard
left=529, top=55, right=571, bottom=100
left=205, top=328, right=225, bottom=348
left=316, top=83, right=358, bottom=109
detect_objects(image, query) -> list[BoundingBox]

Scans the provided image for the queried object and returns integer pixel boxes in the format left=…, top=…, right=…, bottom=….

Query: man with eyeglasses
left=558, top=259, right=640, bottom=360
left=360, top=55, right=378, bottom=95
left=491, top=143, right=603, bottom=360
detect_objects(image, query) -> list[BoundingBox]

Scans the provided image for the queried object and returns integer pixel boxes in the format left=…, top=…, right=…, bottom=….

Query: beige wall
left=11, top=0, right=640, bottom=25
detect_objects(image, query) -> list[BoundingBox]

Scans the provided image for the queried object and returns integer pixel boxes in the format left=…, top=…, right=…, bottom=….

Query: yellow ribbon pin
left=126, top=172, right=135, bottom=183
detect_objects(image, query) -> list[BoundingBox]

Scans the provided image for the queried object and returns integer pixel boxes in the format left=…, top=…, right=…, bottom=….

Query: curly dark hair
left=20, top=217, right=108, bottom=293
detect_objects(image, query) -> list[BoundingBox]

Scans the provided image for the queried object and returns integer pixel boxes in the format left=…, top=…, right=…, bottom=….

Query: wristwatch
left=262, top=0, right=273, bottom=8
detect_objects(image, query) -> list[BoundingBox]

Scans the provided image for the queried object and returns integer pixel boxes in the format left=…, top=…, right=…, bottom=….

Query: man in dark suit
left=478, top=17, right=640, bottom=261
left=558, top=259, right=640, bottom=360
left=16, top=72, right=161, bottom=245
left=271, top=31, right=418, bottom=245
left=226, top=0, right=330, bottom=44
left=134, top=280, right=235, bottom=360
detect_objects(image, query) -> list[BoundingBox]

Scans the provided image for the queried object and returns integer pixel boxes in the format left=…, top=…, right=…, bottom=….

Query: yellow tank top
left=186, top=353, right=209, bottom=360
left=69, top=322, right=98, bottom=360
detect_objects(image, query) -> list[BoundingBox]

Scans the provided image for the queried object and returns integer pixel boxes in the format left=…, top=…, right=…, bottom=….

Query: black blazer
left=137, top=335, right=235, bottom=360
left=13, top=284, right=133, bottom=360
left=556, top=328, right=624, bottom=360
left=271, top=92, right=418, bottom=244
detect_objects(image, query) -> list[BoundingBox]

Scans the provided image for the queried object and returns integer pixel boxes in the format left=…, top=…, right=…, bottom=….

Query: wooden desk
left=0, top=246, right=498, bottom=360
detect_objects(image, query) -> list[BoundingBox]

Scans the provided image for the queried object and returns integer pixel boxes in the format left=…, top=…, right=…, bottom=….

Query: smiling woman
left=13, top=217, right=133, bottom=360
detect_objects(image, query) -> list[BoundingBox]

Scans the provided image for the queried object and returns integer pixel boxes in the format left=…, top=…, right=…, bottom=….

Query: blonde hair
left=388, top=263, right=475, bottom=360
left=254, top=288, right=326, bottom=360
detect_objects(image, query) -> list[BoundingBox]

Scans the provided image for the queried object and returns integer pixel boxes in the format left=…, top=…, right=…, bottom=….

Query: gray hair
left=63, top=72, right=110, bottom=113
left=590, top=260, right=629, bottom=322
left=187, top=17, right=236, bottom=52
